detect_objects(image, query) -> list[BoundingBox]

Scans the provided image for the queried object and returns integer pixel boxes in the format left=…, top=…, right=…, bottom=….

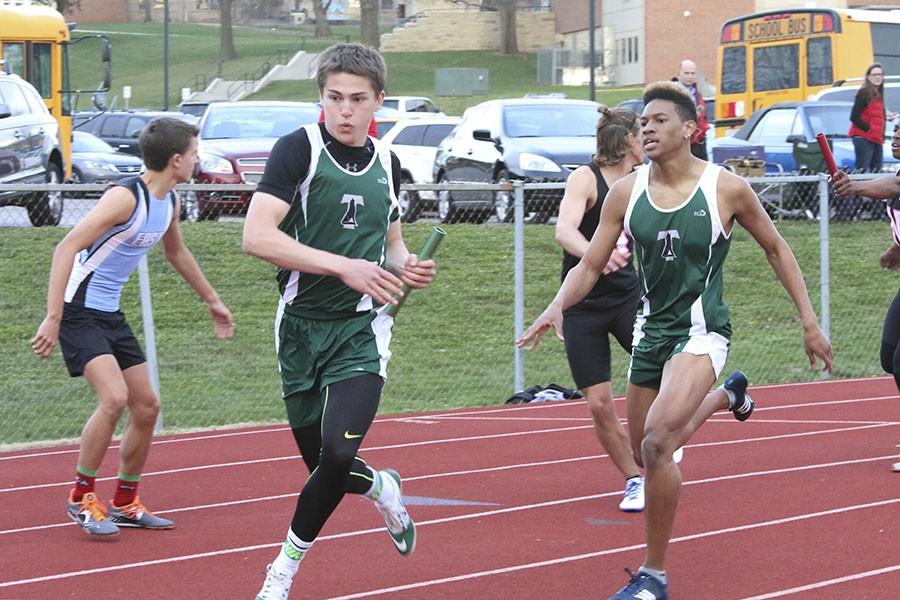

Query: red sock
left=72, top=471, right=95, bottom=502
left=113, top=478, right=139, bottom=507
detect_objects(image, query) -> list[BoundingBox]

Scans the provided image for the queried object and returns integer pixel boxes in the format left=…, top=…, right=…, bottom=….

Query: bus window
left=807, top=37, right=832, bottom=87
left=754, top=44, right=799, bottom=92
left=2, top=42, right=24, bottom=76
left=721, top=46, right=746, bottom=94
left=871, top=23, right=900, bottom=75
left=28, top=42, right=52, bottom=98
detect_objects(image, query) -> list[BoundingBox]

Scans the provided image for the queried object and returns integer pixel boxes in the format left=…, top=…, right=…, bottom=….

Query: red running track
left=1, top=376, right=898, bottom=599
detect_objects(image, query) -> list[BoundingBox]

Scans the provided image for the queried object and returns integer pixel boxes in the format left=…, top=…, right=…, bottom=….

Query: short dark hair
left=139, top=117, right=198, bottom=171
left=316, top=43, right=386, bottom=94
left=642, top=81, right=697, bottom=123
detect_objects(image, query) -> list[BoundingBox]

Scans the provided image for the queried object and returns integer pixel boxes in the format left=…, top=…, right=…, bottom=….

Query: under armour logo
left=657, top=229, right=680, bottom=261
left=341, top=194, right=365, bottom=229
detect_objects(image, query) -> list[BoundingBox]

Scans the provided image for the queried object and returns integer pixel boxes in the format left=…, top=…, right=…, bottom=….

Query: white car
left=809, top=77, right=900, bottom=115
left=382, top=96, right=446, bottom=116
left=381, top=116, right=461, bottom=222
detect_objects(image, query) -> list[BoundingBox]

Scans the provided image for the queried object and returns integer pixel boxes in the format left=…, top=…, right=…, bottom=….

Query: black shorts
left=562, top=301, right=635, bottom=389
left=58, top=304, right=145, bottom=377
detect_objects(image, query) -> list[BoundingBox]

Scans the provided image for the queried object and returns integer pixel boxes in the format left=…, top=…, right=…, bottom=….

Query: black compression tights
left=880, top=290, right=900, bottom=392
left=289, top=374, right=383, bottom=541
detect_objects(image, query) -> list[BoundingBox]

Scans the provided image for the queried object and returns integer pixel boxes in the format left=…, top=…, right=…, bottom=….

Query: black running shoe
left=724, top=370, right=754, bottom=422
left=609, top=569, right=668, bottom=600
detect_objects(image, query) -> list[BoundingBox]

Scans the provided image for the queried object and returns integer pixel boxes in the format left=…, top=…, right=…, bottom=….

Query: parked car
left=382, top=96, right=445, bottom=116
left=186, top=100, right=320, bottom=220
left=178, top=99, right=219, bottom=119
left=433, top=97, right=599, bottom=223
left=380, top=116, right=461, bottom=222
left=809, top=77, right=900, bottom=113
left=69, top=130, right=143, bottom=195
left=710, top=100, right=899, bottom=173
left=74, top=109, right=196, bottom=156
left=0, top=72, right=65, bottom=226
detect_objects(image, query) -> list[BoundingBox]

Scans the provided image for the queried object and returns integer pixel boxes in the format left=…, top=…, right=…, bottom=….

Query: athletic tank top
left=888, top=197, right=900, bottom=247
left=65, top=176, right=174, bottom=312
left=561, top=163, right=638, bottom=311
left=277, top=123, right=398, bottom=319
left=623, top=163, right=732, bottom=344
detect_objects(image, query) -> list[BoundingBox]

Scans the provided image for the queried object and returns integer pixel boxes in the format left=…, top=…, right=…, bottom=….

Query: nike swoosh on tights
left=344, top=431, right=363, bottom=439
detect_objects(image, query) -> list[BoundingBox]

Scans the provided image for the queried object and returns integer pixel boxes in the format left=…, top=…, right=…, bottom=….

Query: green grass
left=67, top=22, right=642, bottom=114
left=0, top=221, right=893, bottom=446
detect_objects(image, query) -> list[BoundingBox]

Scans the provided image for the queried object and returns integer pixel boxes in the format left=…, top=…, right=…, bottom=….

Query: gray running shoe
left=374, top=469, right=417, bottom=556
left=108, top=496, right=175, bottom=529
left=67, top=490, right=119, bottom=538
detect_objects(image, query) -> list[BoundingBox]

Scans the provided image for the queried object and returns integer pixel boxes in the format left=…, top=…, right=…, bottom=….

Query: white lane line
left=324, top=499, right=900, bottom=599
left=740, top=564, right=900, bottom=599
left=3, top=382, right=895, bottom=461
left=2, top=462, right=897, bottom=589
left=4, top=421, right=898, bottom=495
left=3, top=452, right=896, bottom=537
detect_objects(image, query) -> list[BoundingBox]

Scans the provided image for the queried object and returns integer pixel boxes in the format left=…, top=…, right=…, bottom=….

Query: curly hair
left=642, top=81, right=697, bottom=123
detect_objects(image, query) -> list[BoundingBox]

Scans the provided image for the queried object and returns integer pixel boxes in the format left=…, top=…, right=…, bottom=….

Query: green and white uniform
left=623, top=162, right=732, bottom=388
left=266, top=123, right=399, bottom=427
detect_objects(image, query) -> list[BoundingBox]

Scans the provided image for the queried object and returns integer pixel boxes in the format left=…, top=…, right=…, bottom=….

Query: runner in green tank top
left=242, top=43, right=436, bottom=600
left=518, top=82, right=832, bottom=600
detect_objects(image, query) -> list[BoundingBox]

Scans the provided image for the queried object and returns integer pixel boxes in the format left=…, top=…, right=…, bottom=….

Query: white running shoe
left=618, top=476, right=645, bottom=512
left=374, top=469, right=417, bottom=556
left=673, top=446, right=684, bottom=464
left=255, top=563, right=294, bottom=600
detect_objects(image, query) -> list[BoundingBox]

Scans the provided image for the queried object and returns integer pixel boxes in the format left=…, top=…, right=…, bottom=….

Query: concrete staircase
left=186, top=50, right=319, bottom=103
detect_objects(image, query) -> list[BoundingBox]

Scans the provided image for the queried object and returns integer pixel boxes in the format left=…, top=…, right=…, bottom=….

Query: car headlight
left=518, top=152, right=562, bottom=173
left=199, top=151, right=234, bottom=174
left=83, top=160, right=119, bottom=172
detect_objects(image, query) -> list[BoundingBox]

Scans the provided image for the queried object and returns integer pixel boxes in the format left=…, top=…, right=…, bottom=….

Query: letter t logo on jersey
left=340, top=194, right=365, bottom=229
left=657, top=229, right=680, bottom=261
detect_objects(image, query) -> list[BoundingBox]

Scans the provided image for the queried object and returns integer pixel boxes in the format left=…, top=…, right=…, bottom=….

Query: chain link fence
left=1, top=175, right=894, bottom=446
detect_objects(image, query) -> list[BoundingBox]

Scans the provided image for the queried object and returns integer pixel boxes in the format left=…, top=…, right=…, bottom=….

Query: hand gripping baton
left=385, top=226, right=446, bottom=317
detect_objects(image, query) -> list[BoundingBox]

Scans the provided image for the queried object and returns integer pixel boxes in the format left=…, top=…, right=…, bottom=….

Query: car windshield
left=805, top=105, right=854, bottom=138
left=72, top=132, right=115, bottom=153
left=202, top=105, right=320, bottom=139
left=503, top=104, right=597, bottom=138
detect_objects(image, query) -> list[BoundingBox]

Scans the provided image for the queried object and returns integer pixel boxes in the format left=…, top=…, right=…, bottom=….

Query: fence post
left=817, top=174, right=831, bottom=354
left=513, top=181, right=525, bottom=394
left=137, top=256, right=164, bottom=431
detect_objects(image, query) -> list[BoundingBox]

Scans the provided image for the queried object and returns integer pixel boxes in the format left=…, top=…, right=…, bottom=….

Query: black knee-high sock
left=290, top=374, right=382, bottom=541
left=881, top=290, right=900, bottom=393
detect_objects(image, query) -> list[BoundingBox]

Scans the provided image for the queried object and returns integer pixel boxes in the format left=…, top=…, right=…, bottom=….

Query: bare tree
left=359, top=0, right=379, bottom=48
left=311, top=0, right=334, bottom=38
left=220, top=0, right=238, bottom=61
left=33, top=0, right=82, bottom=15
left=450, top=0, right=518, bottom=54
left=142, top=0, right=152, bottom=22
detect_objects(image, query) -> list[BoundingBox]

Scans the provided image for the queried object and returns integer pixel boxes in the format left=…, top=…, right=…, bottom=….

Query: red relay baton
left=815, top=132, right=839, bottom=177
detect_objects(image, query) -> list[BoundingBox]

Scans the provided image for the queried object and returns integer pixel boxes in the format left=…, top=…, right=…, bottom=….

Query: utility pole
left=163, top=0, right=170, bottom=110
left=588, top=0, right=596, bottom=101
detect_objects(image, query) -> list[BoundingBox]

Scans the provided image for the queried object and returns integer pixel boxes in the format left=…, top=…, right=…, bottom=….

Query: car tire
left=69, top=168, right=84, bottom=200
left=437, top=174, right=460, bottom=224
left=181, top=189, right=200, bottom=222
left=399, top=174, right=422, bottom=223
left=493, top=168, right=513, bottom=223
left=27, top=162, right=64, bottom=227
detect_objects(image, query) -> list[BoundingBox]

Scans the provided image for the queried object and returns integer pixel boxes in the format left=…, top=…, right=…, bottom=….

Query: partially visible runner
left=242, top=43, right=435, bottom=600
left=555, top=105, right=646, bottom=511
left=518, top=82, right=832, bottom=600
left=832, top=121, right=900, bottom=472
left=31, top=117, right=234, bottom=538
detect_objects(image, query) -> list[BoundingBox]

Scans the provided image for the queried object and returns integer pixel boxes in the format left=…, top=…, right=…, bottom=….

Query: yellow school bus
left=715, top=8, right=900, bottom=137
left=0, top=3, right=110, bottom=177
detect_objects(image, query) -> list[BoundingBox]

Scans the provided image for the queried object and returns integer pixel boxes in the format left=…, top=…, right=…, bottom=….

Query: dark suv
left=0, top=73, right=65, bottom=226
left=74, top=110, right=196, bottom=156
